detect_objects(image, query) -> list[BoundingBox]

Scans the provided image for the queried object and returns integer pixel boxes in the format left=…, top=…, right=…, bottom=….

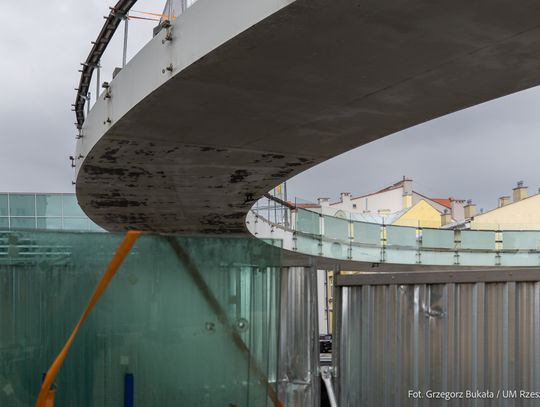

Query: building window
left=352, top=204, right=357, bottom=209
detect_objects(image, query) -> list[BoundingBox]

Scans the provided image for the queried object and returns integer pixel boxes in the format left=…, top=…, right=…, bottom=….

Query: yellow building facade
left=470, top=193, right=540, bottom=230
left=393, top=199, right=443, bottom=228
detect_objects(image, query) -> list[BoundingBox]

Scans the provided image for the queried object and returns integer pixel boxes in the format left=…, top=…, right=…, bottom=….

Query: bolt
left=162, top=64, right=173, bottom=74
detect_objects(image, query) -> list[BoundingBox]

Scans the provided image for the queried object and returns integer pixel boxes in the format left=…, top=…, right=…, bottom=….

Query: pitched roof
left=431, top=198, right=452, bottom=209
left=325, top=179, right=460, bottom=210
left=288, top=201, right=321, bottom=209
left=328, top=179, right=407, bottom=205
left=373, top=179, right=409, bottom=194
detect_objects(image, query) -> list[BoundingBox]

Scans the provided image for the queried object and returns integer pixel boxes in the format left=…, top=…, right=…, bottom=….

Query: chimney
left=340, top=192, right=351, bottom=202
left=401, top=176, right=413, bottom=208
left=402, top=193, right=412, bottom=209
left=450, top=199, right=465, bottom=221
left=512, top=181, right=528, bottom=202
left=402, top=176, right=413, bottom=195
left=441, top=209, right=452, bottom=226
left=498, top=196, right=511, bottom=208
left=317, top=197, right=330, bottom=207
left=464, top=199, right=476, bottom=219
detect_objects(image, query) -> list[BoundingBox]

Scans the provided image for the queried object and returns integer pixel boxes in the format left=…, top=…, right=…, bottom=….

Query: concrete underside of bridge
left=77, top=0, right=540, bottom=234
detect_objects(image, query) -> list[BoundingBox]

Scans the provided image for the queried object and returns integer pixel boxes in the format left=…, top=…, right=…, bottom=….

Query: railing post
left=86, top=92, right=91, bottom=115
left=454, top=229, right=461, bottom=265
left=380, top=224, right=387, bottom=263
left=122, top=17, right=129, bottom=67
left=96, top=62, right=101, bottom=101
left=416, top=224, right=422, bottom=264
left=284, top=181, right=289, bottom=227
left=496, top=229, right=502, bottom=266
left=319, top=213, right=324, bottom=256
left=274, top=189, right=278, bottom=224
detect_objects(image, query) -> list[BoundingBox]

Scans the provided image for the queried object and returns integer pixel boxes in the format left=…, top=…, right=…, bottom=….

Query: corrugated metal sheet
left=278, top=266, right=320, bottom=407
left=337, top=282, right=540, bottom=406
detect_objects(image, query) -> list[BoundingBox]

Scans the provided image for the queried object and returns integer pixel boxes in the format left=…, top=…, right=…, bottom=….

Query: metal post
left=274, top=188, right=278, bottom=224
left=321, top=366, right=338, bottom=407
left=278, top=264, right=320, bottom=406
left=96, top=62, right=101, bottom=100
left=124, top=373, right=134, bottom=407
left=122, top=17, right=129, bottom=67
left=332, top=268, right=342, bottom=404
left=283, top=182, right=288, bottom=226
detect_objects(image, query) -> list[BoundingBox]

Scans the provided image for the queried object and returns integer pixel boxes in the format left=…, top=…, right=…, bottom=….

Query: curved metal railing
left=249, top=195, right=540, bottom=267
left=74, top=0, right=138, bottom=130
left=74, top=0, right=201, bottom=132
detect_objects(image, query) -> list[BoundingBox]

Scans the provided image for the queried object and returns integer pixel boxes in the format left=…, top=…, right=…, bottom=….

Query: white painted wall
left=329, top=187, right=404, bottom=215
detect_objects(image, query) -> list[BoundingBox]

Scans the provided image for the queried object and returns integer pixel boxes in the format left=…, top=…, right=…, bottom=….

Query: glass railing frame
left=250, top=196, right=540, bottom=266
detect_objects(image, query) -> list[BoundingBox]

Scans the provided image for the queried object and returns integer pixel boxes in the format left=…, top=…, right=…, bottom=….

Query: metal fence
left=334, top=270, right=540, bottom=406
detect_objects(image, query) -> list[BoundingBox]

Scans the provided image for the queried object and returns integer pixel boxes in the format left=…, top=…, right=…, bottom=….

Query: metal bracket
left=320, top=366, right=338, bottom=407
left=162, top=26, right=173, bottom=43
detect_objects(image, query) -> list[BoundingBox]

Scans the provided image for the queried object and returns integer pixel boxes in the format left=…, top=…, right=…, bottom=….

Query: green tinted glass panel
left=296, top=234, right=320, bottom=255
left=460, top=230, right=496, bottom=250
left=386, top=248, right=417, bottom=263
left=353, top=222, right=381, bottom=245
left=10, top=217, right=35, bottom=229
left=386, top=225, right=417, bottom=247
left=0, top=232, right=281, bottom=406
left=419, top=251, right=455, bottom=265
left=36, top=194, right=62, bottom=216
left=9, top=194, right=35, bottom=217
left=0, top=195, right=7, bottom=216
left=324, top=215, right=349, bottom=240
left=350, top=245, right=381, bottom=262
left=503, top=231, right=540, bottom=250
left=422, top=229, right=454, bottom=249
left=0, top=217, right=8, bottom=229
left=296, top=209, right=320, bottom=235
left=500, top=252, right=540, bottom=266
left=62, top=195, right=85, bottom=217
left=321, top=239, right=348, bottom=259
left=37, top=217, right=63, bottom=230
left=458, top=252, right=497, bottom=266
left=63, top=218, right=89, bottom=230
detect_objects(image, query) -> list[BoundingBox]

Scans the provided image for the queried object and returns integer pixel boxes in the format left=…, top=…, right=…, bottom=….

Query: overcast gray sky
left=1, top=1, right=540, bottom=212
left=288, top=86, right=540, bottom=211
left=0, top=0, right=157, bottom=192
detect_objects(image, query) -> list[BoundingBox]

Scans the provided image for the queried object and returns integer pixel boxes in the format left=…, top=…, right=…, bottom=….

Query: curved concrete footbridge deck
left=76, top=0, right=540, bottom=268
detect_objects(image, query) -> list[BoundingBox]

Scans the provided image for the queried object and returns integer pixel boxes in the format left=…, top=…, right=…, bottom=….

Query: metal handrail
left=250, top=197, right=540, bottom=265
left=263, top=193, right=296, bottom=210
left=74, top=0, right=138, bottom=130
